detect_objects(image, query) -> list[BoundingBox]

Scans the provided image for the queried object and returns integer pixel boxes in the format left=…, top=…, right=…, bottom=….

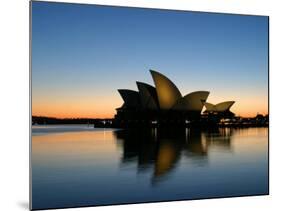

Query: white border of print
left=0, top=0, right=280, bottom=211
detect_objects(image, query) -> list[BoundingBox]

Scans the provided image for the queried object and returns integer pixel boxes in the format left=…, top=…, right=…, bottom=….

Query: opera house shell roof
left=204, top=101, right=235, bottom=113
left=116, top=70, right=234, bottom=115
left=150, top=70, right=182, bottom=110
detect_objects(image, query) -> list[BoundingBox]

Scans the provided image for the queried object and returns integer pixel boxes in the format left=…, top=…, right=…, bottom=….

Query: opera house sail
left=114, top=69, right=235, bottom=127
left=203, top=101, right=235, bottom=118
left=150, top=70, right=182, bottom=110
left=136, top=81, right=159, bottom=110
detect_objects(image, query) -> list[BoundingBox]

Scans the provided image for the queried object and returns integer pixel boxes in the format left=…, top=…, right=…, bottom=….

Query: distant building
left=114, top=70, right=235, bottom=127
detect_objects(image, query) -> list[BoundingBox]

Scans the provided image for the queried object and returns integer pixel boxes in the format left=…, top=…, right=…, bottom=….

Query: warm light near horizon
left=32, top=72, right=268, bottom=119
left=32, top=93, right=122, bottom=119
left=32, top=94, right=268, bottom=119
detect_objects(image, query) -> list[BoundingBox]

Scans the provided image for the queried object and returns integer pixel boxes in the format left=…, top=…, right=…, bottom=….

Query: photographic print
left=31, top=1, right=269, bottom=210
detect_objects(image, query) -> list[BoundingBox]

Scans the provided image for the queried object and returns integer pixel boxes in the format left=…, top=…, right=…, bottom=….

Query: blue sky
left=32, top=1, right=268, bottom=118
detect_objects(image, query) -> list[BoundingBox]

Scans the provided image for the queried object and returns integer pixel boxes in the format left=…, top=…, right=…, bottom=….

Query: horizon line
left=32, top=113, right=269, bottom=120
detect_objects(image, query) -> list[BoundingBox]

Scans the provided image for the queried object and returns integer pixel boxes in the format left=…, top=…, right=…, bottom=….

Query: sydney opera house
left=114, top=70, right=235, bottom=127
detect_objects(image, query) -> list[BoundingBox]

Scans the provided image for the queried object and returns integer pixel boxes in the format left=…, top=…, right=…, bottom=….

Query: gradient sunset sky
left=32, top=2, right=268, bottom=118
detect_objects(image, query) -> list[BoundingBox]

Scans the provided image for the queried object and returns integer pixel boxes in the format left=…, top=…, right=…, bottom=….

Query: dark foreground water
left=32, top=126, right=268, bottom=210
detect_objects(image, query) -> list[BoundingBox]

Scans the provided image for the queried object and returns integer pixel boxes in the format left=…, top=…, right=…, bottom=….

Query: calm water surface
left=32, top=126, right=268, bottom=209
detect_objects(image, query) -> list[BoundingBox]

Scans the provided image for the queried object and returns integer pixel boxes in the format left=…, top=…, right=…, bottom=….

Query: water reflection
left=32, top=127, right=268, bottom=209
left=114, top=127, right=234, bottom=183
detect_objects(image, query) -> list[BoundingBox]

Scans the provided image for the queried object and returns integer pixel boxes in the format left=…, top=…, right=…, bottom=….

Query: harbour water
left=31, top=125, right=268, bottom=210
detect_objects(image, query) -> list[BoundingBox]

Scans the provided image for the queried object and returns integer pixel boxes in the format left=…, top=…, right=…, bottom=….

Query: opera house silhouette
left=114, top=70, right=235, bottom=127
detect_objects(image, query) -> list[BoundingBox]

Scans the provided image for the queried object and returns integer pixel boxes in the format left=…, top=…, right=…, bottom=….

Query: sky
left=32, top=1, right=268, bottom=118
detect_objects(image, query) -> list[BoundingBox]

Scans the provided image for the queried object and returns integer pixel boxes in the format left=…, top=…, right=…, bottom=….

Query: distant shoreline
left=32, top=116, right=268, bottom=129
left=32, top=116, right=114, bottom=128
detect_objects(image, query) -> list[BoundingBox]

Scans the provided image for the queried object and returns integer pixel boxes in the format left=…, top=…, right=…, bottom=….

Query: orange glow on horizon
left=32, top=104, right=268, bottom=119
left=32, top=93, right=122, bottom=119
left=32, top=90, right=268, bottom=119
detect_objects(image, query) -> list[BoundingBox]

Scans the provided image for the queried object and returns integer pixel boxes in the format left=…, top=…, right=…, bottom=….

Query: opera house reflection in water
left=32, top=126, right=268, bottom=209
left=115, top=127, right=233, bottom=184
